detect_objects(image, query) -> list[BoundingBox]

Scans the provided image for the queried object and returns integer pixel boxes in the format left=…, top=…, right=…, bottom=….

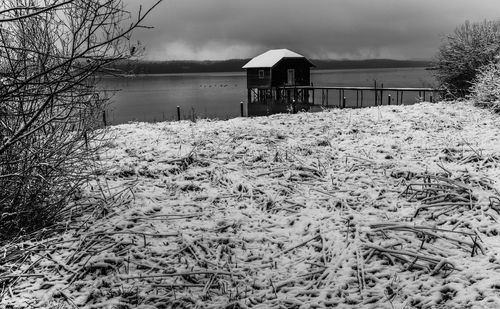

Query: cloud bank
left=126, top=0, right=500, bottom=60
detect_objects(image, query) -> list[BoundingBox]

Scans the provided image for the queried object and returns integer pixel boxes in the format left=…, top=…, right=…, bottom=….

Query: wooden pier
left=242, top=49, right=443, bottom=116
left=250, top=85, right=445, bottom=108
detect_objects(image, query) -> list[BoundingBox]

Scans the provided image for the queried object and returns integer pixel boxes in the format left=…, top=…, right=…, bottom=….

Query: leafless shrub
left=0, top=0, right=161, bottom=240
left=433, top=20, right=500, bottom=98
left=470, top=62, right=500, bottom=112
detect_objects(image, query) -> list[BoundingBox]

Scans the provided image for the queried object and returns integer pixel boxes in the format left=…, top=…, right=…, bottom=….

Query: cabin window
left=258, top=70, right=265, bottom=79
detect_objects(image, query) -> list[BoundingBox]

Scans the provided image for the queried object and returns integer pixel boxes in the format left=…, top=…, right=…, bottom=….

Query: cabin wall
left=246, top=68, right=272, bottom=88
left=271, top=59, right=311, bottom=87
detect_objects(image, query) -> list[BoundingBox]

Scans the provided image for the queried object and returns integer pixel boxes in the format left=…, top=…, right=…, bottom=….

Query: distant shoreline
left=100, top=67, right=430, bottom=79
left=106, top=59, right=432, bottom=75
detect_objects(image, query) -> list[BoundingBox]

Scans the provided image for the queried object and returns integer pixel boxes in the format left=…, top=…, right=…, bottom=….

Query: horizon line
left=131, top=58, right=433, bottom=63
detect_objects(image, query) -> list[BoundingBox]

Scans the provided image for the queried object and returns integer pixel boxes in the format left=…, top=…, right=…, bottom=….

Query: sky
left=125, top=0, right=500, bottom=61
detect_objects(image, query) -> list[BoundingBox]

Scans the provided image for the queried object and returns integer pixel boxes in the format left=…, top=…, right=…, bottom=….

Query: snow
left=242, top=49, right=313, bottom=69
left=2, top=101, right=500, bottom=308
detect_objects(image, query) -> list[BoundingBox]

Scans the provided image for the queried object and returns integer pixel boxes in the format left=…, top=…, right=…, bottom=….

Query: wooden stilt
left=102, top=110, right=107, bottom=126
left=380, top=84, right=384, bottom=106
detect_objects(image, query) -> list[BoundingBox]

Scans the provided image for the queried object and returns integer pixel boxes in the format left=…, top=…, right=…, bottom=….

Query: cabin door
left=287, top=69, right=295, bottom=85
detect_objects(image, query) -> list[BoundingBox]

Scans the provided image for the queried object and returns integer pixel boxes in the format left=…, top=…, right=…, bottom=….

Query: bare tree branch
left=0, top=0, right=163, bottom=239
left=0, top=1, right=75, bottom=22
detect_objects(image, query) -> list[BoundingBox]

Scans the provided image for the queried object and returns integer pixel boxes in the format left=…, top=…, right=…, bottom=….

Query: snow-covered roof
left=242, top=49, right=314, bottom=69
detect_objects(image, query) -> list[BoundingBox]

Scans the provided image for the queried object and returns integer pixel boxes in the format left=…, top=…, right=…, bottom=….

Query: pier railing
left=277, top=86, right=445, bottom=108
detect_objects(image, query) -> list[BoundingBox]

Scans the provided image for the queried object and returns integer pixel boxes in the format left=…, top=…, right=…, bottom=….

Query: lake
left=101, top=67, right=436, bottom=125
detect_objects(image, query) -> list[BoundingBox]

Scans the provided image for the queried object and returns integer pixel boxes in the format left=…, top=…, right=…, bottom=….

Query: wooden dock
left=242, top=50, right=443, bottom=116
left=275, top=85, right=444, bottom=108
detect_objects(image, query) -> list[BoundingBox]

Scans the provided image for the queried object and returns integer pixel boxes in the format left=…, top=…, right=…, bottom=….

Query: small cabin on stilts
left=242, top=49, right=315, bottom=115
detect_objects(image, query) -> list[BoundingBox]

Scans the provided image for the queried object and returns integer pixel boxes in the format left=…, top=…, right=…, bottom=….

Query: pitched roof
left=242, top=49, right=314, bottom=69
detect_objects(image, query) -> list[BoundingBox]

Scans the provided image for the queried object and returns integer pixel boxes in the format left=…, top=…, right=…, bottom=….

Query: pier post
left=388, top=94, right=391, bottom=105
left=177, top=106, right=181, bottom=121
left=240, top=101, right=244, bottom=117
left=380, top=83, right=384, bottom=106
left=343, top=97, right=346, bottom=108
left=430, top=95, right=433, bottom=103
left=102, top=110, right=107, bottom=127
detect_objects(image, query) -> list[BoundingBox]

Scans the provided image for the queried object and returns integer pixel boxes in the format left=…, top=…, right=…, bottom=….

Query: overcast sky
left=125, top=0, right=500, bottom=61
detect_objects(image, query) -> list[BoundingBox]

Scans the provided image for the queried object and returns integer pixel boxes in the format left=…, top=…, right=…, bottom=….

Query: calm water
left=101, top=67, right=436, bottom=125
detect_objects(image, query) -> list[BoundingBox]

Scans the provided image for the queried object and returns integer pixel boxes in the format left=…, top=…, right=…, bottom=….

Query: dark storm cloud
left=126, top=0, right=500, bottom=60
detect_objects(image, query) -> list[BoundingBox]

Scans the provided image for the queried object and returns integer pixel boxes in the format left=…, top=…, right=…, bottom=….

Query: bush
left=434, top=20, right=500, bottom=97
left=470, top=63, right=500, bottom=112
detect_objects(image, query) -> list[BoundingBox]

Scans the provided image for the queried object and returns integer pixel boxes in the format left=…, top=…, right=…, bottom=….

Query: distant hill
left=106, top=59, right=433, bottom=75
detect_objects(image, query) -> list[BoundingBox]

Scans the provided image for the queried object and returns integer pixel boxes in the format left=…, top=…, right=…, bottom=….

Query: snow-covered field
left=3, top=101, right=500, bottom=308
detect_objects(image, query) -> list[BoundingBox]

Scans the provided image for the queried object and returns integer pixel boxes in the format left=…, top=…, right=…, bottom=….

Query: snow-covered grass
left=3, top=101, right=500, bottom=308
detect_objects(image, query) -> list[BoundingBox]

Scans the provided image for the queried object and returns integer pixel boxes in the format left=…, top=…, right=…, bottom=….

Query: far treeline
left=107, top=59, right=432, bottom=74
